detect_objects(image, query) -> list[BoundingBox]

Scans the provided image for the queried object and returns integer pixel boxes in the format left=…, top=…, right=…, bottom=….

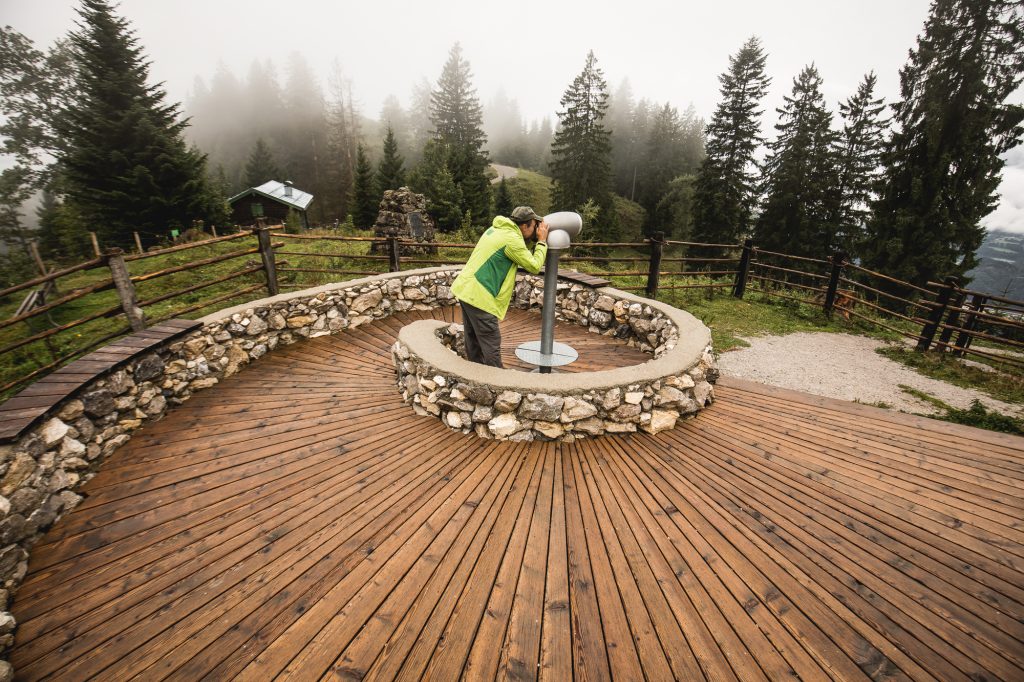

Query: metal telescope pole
left=513, top=212, right=582, bottom=373
left=539, top=248, right=560, bottom=373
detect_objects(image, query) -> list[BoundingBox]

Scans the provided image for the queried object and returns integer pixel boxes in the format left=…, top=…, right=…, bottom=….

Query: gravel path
left=490, top=164, right=519, bottom=183
left=716, top=332, right=1023, bottom=418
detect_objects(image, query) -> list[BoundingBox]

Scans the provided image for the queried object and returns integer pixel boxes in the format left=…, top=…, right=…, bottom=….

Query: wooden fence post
left=953, top=293, right=986, bottom=357
left=645, top=231, right=665, bottom=299
left=937, top=290, right=967, bottom=350
left=28, top=242, right=60, bottom=296
left=387, top=235, right=401, bottom=272
left=89, top=232, right=101, bottom=257
left=916, top=276, right=958, bottom=351
left=133, top=231, right=144, bottom=254
left=255, top=227, right=279, bottom=296
left=822, top=252, right=847, bottom=319
left=733, top=239, right=753, bottom=298
left=106, top=248, right=147, bottom=331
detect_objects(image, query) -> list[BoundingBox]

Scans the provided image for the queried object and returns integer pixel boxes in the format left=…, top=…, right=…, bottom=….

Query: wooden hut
left=229, top=180, right=313, bottom=228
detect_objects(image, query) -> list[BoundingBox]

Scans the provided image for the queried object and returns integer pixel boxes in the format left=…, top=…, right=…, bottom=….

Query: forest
left=0, top=0, right=1022, bottom=298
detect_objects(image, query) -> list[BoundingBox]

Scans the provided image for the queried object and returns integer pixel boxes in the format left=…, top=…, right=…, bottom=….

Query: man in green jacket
left=451, top=206, right=549, bottom=367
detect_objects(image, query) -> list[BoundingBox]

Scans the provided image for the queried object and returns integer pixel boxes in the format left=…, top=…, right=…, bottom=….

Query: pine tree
left=377, top=124, right=406, bottom=192
left=494, top=177, right=514, bottom=217
left=829, top=72, right=888, bottom=258
left=864, top=0, right=1024, bottom=292
left=691, top=37, right=771, bottom=245
left=424, top=43, right=491, bottom=225
left=754, top=64, right=839, bottom=257
left=352, top=144, right=378, bottom=228
left=638, top=103, right=688, bottom=231
left=57, top=0, right=221, bottom=247
left=550, top=51, right=617, bottom=240
left=325, top=61, right=359, bottom=221
left=655, top=175, right=697, bottom=240
left=608, top=78, right=637, bottom=196
left=411, top=140, right=464, bottom=229
left=243, top=138, right=281, bottom=187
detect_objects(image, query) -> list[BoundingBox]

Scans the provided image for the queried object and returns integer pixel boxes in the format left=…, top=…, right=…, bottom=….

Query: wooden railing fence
left=2, top=225, right=1021, bottom=397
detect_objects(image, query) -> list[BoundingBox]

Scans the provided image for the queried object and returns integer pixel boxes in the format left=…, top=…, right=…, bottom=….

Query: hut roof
left=228, top=180, right=314, bottom=211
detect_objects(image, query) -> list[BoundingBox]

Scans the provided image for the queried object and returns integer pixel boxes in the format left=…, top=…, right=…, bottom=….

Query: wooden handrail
left=272, top=233, right=384, bottom=242
left=752, top=248, right=830, bottom=265
left=845, top=263, right=939, bottom=297
left=0, top=278, right=115, bottom=331
left=752, top=262, right=828, bottom=280
left=123, top=230, right=252, bottom=261
left=136, top=264, right=265, bottom=308
left=0, top=303, right=123, bottom=356
left=0, top=256, right=106, bottom=300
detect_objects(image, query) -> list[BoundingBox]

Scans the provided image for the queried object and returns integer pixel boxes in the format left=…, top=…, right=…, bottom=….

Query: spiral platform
left=8, top=307, right=1024, bottom=681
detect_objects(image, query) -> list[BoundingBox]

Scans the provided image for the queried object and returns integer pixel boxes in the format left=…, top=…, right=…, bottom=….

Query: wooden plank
left=16, top=422, right=480, bottom=678
left=315, top=441, right=526, bottom=682
left=229, top=437, right=507, bottom=680
left=413, top=445, right=545, bottom=681
left=363, top=442, right=535, bottom=681
left=538, top=444, right=571, bottom=682
left=669, top=425, right=1010, bottom=679
left=718, top=376, right=1024, bottom=450
left=129, top=435, right=516, bottom=680
left=575, top=445, right=695, bottom=680
left=560, top=441, right=613, bottom=681
left=589, top=437, right=740, bottom=680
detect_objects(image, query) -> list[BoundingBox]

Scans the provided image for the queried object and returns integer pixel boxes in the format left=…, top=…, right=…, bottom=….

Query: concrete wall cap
left=398, top=289, right=711, bottom=392
left=199, top=265, right=456, bottom=324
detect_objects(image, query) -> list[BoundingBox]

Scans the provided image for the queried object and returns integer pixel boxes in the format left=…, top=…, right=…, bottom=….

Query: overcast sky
left=3, top=0, right=1023, bottom=234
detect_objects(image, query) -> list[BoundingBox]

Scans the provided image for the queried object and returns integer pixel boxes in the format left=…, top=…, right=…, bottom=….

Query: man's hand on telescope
left=536, top=221, right=549, bottom=243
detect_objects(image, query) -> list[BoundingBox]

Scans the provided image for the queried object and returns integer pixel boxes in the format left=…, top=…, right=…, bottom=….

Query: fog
left=3, top=0, right=1023, bottom=233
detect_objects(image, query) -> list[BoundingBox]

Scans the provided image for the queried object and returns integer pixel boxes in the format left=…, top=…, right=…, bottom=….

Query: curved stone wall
left=392, top=279, right=717, bottom=441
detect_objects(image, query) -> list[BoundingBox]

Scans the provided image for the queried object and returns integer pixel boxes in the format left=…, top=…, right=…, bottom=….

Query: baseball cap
left=510, top=206, right=543, bottom=223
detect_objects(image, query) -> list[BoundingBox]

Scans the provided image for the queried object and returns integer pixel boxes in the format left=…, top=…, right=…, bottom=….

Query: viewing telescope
left=515, top=211, right=583, bottom=373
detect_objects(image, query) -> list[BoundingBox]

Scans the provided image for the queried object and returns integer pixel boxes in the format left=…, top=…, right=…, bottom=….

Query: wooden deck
left=9, top=308, right=1024, bottom=680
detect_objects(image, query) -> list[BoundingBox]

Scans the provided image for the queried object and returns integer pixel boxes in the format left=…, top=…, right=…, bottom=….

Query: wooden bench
left=0, top=319, right=202, bottom=444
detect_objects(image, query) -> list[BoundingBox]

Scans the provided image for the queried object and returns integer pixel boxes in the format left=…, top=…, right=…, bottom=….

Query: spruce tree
left=754, top=64, right=839, bottom=257
left=243, top=138, right=281, bottom=187
left=691, top=37, right=771, bottom=245
left=352, top=144, right=378, bottom=229
left=377, top=124, right=406, bottom=192
left=639, top=103, right=688, bottom=231
left=864, top=0, right=1024, bottom=291
left=423, top=43, right=491, bottom=226
left=654, top=175, right=697, bottom=240
left=550, top=51, right=617, bottom=239
left=494, top=177, right=514, bottom=217
left=411, top=140, right=464, bottom=229
left=829, top=72, right=887, bottom=258
left=57, top=0, right=220, bottom=247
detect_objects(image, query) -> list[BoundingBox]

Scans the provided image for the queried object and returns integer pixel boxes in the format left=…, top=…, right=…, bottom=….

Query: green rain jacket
left=451, top=215, right=548, bottom=320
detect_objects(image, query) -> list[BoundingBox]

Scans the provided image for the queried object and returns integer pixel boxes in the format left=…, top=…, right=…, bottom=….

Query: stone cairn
left=371, top=187, right=436, bottom=255
left=391, top=276, right=719, bottom=442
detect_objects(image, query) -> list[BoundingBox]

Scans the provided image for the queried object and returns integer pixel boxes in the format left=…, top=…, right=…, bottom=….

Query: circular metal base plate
left=514, top=340, right=579, bottom=368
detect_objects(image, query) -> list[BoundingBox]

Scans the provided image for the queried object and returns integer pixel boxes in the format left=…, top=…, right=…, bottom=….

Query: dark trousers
left=459, top=300, right=503, bottom=367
